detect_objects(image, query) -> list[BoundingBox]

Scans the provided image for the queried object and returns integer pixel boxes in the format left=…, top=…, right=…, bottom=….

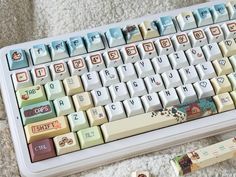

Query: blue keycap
left=84, top=32, right=104, bottom=52
left=7, top=49, right=28, bottom=70
left=157, top=16, right=176, bottom=35
left=194, top=7, right=213, bottom=27
left=31, top=44, right=51, bottom=65
left=106, top=27, right=125, bottom=47
left=211, top=3, right=229, bottom=23
left=49, top=40, right=69, bottom=61
left=67, top=36, right=87, bottom=57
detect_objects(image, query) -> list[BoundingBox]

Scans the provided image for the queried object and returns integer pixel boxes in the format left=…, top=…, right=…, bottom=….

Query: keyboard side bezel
left=1, top=0, right=236, bottom=176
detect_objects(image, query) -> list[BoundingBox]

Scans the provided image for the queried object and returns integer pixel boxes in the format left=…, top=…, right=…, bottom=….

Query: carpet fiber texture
left=0, top=0, right=236, bottom=176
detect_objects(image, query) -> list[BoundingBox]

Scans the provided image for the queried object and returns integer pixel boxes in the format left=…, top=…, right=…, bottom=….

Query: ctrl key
left=29, top=139, right=56, bottom=162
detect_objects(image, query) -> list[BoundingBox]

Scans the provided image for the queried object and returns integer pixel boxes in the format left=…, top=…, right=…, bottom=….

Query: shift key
left=25, top=116, right=70, bottom=143
left=16, top=85, right=47, bottom=108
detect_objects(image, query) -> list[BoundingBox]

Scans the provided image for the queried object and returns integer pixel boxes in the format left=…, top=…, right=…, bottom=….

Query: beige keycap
left=72, top=92, right=94, bottom=111
left=210, top=75, right=232, bottom=94
left=219, top=39, right=236, bottom=57
left=230, top=90, right=236, bottom=105
left=213, top=93, right=235, bottom=112
left=101, top=111, right=184, bottom=142
left=139, top=20, right=159, bottom=39
left=229, top=55, right=236, bottom=70
left=171, top=137, right=236, bottom=175
left=87, top=106, right=108, bottom=126
left=24, top=116, right=70, bottom=143
left=228, top=72, right=236, bottom=90
left=63, top=75, right=84, bottom=96
left=53, top=132, right=80, bottom=155
left=189, top=137, right=236, bottom=163
left=212, top=57, right=233, bottom=76
left=131, top=170, right=151, bottom=177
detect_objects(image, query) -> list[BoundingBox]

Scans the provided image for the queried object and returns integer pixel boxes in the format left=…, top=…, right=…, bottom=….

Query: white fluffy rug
left=0, top=0, right=236, bottom=176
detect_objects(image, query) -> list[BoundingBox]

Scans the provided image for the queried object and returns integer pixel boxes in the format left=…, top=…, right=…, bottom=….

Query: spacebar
left=101, top=98, right=217, bottom=142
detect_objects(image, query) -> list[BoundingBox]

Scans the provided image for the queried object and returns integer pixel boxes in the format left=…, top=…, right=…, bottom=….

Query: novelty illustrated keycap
left=1, top=1, right=236, bottom=177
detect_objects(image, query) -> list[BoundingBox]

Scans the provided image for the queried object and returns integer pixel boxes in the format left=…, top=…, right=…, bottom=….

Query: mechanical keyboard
left=1, top=0, right=236, bottom=176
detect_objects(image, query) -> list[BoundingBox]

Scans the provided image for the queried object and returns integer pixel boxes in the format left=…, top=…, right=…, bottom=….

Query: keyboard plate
left=0, top=0, right=236, bottom=176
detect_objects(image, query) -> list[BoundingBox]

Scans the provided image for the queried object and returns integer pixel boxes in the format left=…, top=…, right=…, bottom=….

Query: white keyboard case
left=0, top=0, right=236, bottom=176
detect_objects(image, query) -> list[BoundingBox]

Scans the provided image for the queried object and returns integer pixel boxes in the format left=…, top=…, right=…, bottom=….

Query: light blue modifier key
left=7, top=49, right=28, bottom=70
left=211, top=3, right=229, bottom=23
left=67, top=36, right=87, bottom=57
left=31, top=44, right=51, bottom=65
left=49, top=40, right=69, bottom=60
left=157, top=16, right=176, bottom=35
left=84, top=32, right=104, bottom=52
left=106, top=27, right=125, bottom=47
left=194, top=7, right=213, bottom=27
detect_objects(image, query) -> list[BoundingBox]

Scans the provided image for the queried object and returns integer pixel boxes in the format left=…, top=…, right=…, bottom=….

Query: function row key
left=7, top=49, right=29, bottom=70
left=228, top=0, right=236, bottom=19
left=31, top=44, right=51, bottom=65
left=48, top=41, right=69, bottom=61
left=177, top=2, right=236, bottom=31
left=194, top=7, right=213, bottom=27
left=31, top=33, right=104, bottom=63
left=7, top=32, right=104, bottom=70
left=211, top=3, right=229, bottom=23
left=107, top=5, right=233, bottom=48
left=9, top=24, right=157, bottom=70
left=106, top=18, right=175, bottom=47
left=28, top=33, right=104, bottom=65
left=67, top=37, right=87, bottom=57
left=7, top=22, right=234, bottom=72
left=139, top=20, right=160, bottom=39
